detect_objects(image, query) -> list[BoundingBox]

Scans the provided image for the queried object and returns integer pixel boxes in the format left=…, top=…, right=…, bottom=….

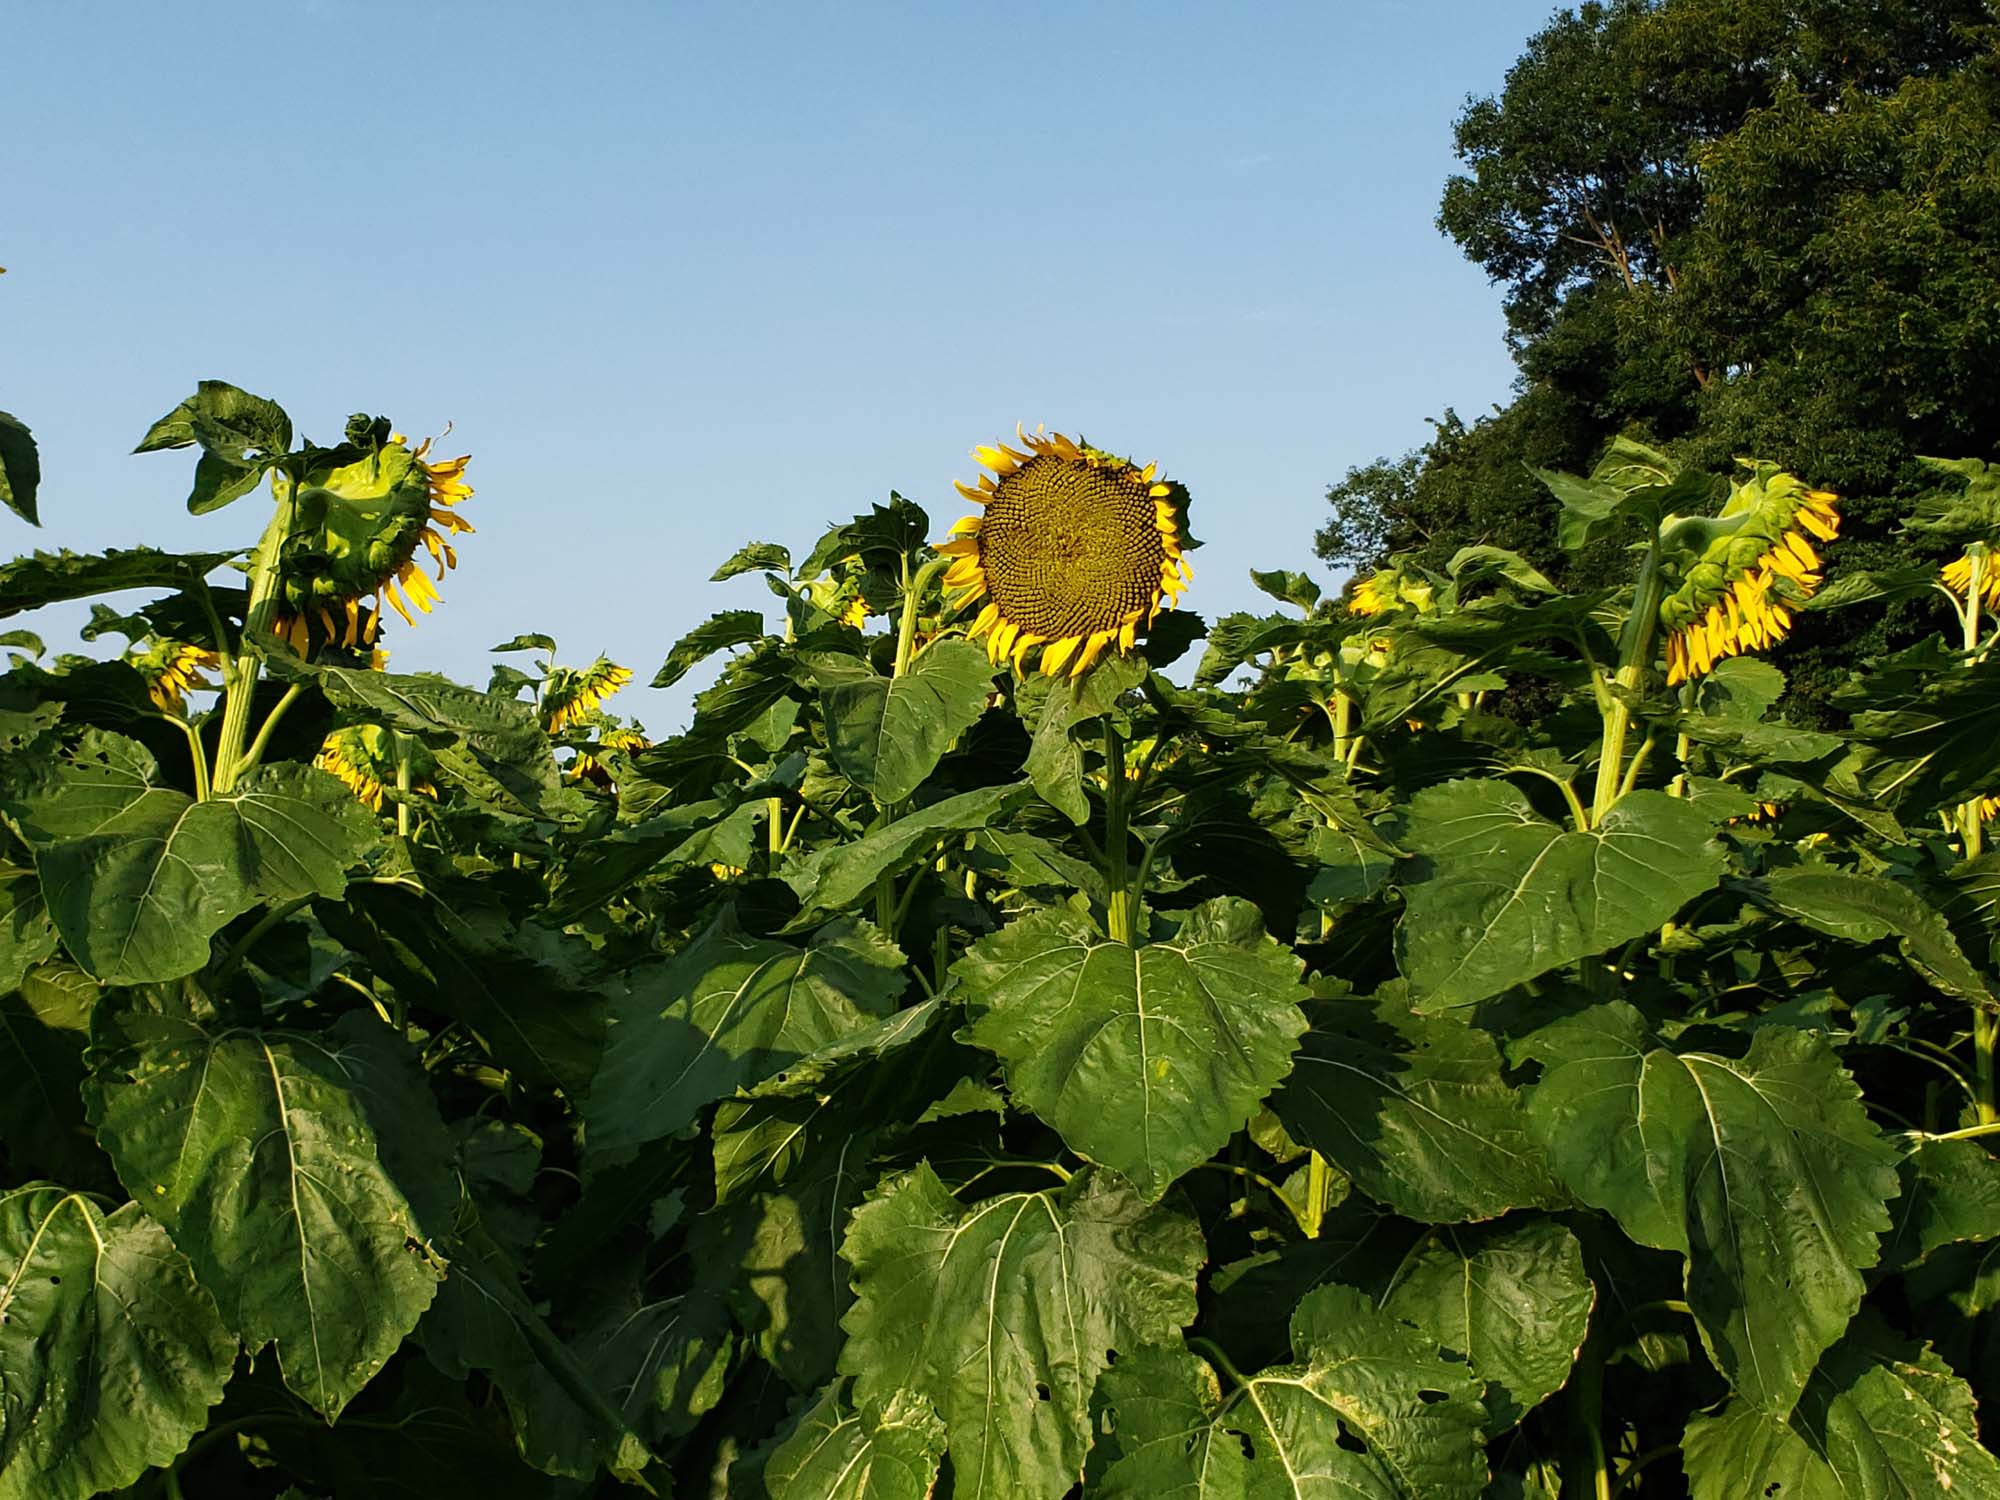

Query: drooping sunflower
left=315, top=724, right=438, bottom=812
left=543, top=657, right=634, bottom=734
left=571, top=723, right=652, bottom=787
left=134, top=639, right=222, bottom=713
left=272, top=418, right=474, bottom=656
left=1345, top=561, right=1433, bottom=619
left=937, top=427, right=1191, bottom=678
left=1940, top=549, right=2000, bottom=609
left=1659, top=468, right=1839, bottom=686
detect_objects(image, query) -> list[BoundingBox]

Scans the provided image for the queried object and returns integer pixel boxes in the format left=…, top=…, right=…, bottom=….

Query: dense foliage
left=1321, top=0, right=2000, bottom=716
left=3, top=382, right=2000, bottom=1498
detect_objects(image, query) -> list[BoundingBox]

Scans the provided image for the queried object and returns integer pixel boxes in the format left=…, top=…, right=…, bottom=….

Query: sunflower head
left=1346, top=561, right=1433, bottom=619
left=133, top=639, right=222, bottom=713
left=272, top=417, right=474, bottom=656
left=1658, top=465, right=1838, bottom=686
left=314, top=724, right=438, bottom=813
left=544, top=656, right=635, bottom=735
left=571, top=724, right=652, bottom=788
left=937, top=426, right=1192, bottom=679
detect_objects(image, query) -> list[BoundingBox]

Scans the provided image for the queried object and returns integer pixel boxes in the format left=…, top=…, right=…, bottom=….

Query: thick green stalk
left=1591, top=542, right=1667, bottom=825
left=1103, top=724, right=1137, bottom=944
left=1330, top=688, right=1352, bottom=763
left=233, top=682, right=303, bottom=785
left=211, top=486, right=297, bottom=794
left=894, top=555, right=951, bottom=678
left=394, top=733, right=413, bottom=839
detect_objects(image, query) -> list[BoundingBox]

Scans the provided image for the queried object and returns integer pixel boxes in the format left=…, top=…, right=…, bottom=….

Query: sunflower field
left=5, top=382, right=2000, bottom=1499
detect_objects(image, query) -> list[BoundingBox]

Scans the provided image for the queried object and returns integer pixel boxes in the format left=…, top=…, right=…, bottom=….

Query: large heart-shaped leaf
left=1397, top=780, right=1726, bottom=1010
left=840, top=1165, right=1202, bottom=1500
left=1373, top=1216, right=1594, bottom=1432
left=83, top=1009, right=457, bottom=1418
left=1681, top=1325, right=2000, bottom=1500
left=0, top=1187, right=236, bottom=1500
left=957, top=898, right=1309, bottom=1200
left=1096, top=1285, right=1489, bottom=1500
left=586, top=913, right=907, bottom=1159
left=1519, top=1002, right=1900, bottom=1414
left=8, top=733, right=376, bottom=985
left=1271, top=997, right=1561, bottom=1222
left=757, top=1385, right=947, bottom=1500
left=818, top=640, right=994, bottom=802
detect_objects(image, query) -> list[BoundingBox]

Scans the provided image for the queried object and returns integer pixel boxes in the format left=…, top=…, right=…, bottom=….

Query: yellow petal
left=1118, top=618, right=1137, bottom=651
left=384, top=582, right=416, bottom=627
left=954, top=480, right=989, bottom=504
left=1070, top=632, right=1111, bottom=679
left=1041, top=636, right=1081, bottom=676
left=970, top=602, right=1000, bottom=638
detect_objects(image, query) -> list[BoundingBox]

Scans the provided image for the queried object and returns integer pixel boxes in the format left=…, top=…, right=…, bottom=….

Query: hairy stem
left=211, top=486, right=297, bottom=793
left=1591, top=541, right=1666, bottom=825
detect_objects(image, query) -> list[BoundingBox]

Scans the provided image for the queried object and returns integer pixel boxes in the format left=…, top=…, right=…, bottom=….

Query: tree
left=1321, top=1, right=1999, bottom=718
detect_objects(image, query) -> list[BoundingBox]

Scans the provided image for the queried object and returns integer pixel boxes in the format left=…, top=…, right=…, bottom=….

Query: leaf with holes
left=0, top=1186, right=236, bottom=1500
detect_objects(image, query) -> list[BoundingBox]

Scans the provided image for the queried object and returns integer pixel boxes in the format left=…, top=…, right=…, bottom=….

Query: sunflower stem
left=1591, top=540, right=1666, bottom=827
left=895, top=557, right=951, bottom=678
left=212, top=483, right=297, bottom=795
left=1103, top=723, right=1138, bottom=944
left=234, top=683, right=303, bottom=785
left=1331, top=689, right=1353, bottom=762
left=394, top=733, right=413, bottom=840
left=175, top=718, right=212, bottom=803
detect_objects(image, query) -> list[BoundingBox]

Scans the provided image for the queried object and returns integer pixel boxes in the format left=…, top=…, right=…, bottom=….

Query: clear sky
left=2, top=0, right=1558, bottom=733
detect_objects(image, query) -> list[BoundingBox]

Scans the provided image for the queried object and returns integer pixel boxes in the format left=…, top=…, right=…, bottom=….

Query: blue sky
left=2, top=1, right=1557, bottom=732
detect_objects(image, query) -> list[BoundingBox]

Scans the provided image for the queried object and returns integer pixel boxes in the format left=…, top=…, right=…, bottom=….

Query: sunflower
left=135, top=640, right=222, bottom=713
left=937, top=427, right=1191, bottom=678
left=571, top=724, right=652, bottom=787
left=272, top=421, right=474, bottom=656
left=1659, top=471, right=1838, bottom=686
left=1940, top=550, right=2000, bottom=609
left=1345, top=561, right=1433, bottom=619
left=544, top=657, right=634, bottom=734
left=315, top=724, right=438, bottom=812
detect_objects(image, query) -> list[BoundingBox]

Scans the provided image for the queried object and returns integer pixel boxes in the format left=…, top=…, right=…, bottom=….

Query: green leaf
left=1537, top=436, right=1716, bottom=553
left=25, top=739, right=348, bottom=945
left=713, top=541, right=794, bottom=582
left=0, top=983, right=97, bottom=1182
left=1397, top=781, right=1725, bottom=1011
left=840, top=1164, right=1202, bottom=1500
left=1375, top=1217, right=1594, bottom=1432
left=12, top=740, right=377, bottom=985
left=0, top=546, right=238, bottom=620
left=1745, top=867, right=1997, bottom=1007
left=781, top=781, right=1029, bottom=930
left=513, top=1286, right=734, bottom=1475
left=1022, top=676, right=1090, bottom=824
left=273, top=661, right=583, bottom=824
left=1519, top=1002, right=1900, bottom=1414
left=83, top=1009, right=457, bottom=1418
left=702, top=1005, right=942, bottom=1389
left=1682, top=1326, right=2000, bottom=1500
left=490, top=633, right=557, bottom=653
left=322, top=885, right=607, bottom=1094
left=586, top=913, right=908, bottom=1159
left=1307, top=823, right=1399, bottom=909
left=760, top=1386, right=947, bottom=1500
left=819, top=640, right=994, bottom=803
left=1272, top=997, right=1562, bottom=1222
left=1830, top=654, right=2000, bottom=814
left=1249, top=567, right=1323, bottom=612
left=546, top=797, right=762, bottom=921
left=1098, top=1285, right=1490, bottom=1500
left=0, top=410, right=40, bottom=526
left=0, top=861, right=57, bottom=990
left=0, top=1187, right=235, bottom=1500
left=135, top=382, right=292, bottom=515
left=653, top=608, right=767, bottom=688
left=1880, top=1138, right=2000, bottom=1273
left=956, top=897, right=1309, bottom=1200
